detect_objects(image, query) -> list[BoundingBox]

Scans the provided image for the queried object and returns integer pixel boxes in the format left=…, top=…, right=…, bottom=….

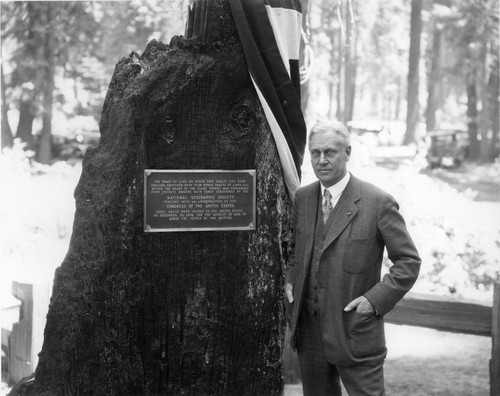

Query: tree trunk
left=425, top=25, right=442, bottom=133
left=395, top=75, right=403, bottom=120
left=328, top=80, right=335, bottom=119
left=15, top=94, right=36, bottom=149
left=1, top=67, right=14, bottom=149
left=403, top=0, right=422, bottom=145
left=36, top=3, right=56, bottom=164
left=478, top=41, right=491, bottom=163
left=343, top=0, right=356, bottom=123
left=466, top=70, right=480, bottom=160
left=488, top=40, right=499, bottom=161
left=15, top=2, right=44, bottom=151
left=12, top=1, right=292, bottom=395
left=336, top=21, right=344, bottom=122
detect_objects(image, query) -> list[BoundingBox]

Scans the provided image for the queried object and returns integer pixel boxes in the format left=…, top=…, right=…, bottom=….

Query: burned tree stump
left=16, top=1, right=294, bottom=395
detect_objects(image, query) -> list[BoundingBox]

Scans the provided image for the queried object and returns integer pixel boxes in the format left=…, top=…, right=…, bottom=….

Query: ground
left=285, top=324, right=492, bottom=396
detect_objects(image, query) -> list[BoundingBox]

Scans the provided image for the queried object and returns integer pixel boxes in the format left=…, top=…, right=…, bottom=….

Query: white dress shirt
left=320, top=172, right=351, bottom=209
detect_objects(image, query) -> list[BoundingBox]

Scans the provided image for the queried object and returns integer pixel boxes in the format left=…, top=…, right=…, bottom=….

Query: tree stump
left=13, top=1, right=294, bottom=395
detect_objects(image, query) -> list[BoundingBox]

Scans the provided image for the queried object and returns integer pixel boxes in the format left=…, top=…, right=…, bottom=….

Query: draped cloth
left=228, top=0, right=307, bottom=199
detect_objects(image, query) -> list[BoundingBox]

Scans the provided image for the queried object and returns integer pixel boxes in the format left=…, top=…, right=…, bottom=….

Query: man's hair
left=309, top=120, right=351, bottom=146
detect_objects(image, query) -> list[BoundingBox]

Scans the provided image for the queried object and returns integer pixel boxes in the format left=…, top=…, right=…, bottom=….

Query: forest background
left=1, top=0, right=499, bottom=394
left=1, top=0, right=499, bottom=163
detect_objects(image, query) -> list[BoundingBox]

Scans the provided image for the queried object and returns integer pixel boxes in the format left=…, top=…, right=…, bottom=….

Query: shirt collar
left=321, top=172, right=350, bottom=199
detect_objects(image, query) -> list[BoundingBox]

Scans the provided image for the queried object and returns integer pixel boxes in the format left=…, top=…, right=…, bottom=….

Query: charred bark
left=13, top=1, right=292, bottom=395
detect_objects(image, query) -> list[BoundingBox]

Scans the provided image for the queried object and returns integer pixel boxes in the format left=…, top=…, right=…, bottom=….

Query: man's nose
left=319, top=153, right=328, bottom=163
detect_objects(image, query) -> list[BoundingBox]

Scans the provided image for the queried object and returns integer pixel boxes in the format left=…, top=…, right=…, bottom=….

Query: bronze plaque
left=144, top=169, right=256, bottom=232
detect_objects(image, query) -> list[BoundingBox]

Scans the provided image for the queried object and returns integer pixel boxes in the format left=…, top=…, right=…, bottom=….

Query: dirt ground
left=420, top=162, right=500, bottom=202
left=284, top=325, right=492, bottom=396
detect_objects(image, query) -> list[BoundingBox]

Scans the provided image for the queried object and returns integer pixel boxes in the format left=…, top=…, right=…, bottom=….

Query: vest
left=303, top=190, right=338, bottom=314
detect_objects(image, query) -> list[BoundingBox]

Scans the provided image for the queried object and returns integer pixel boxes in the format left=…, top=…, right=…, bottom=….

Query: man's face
left=309, top=130, right=351, bottom=187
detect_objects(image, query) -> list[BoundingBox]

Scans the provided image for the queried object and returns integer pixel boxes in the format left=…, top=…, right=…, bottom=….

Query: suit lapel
left=322, top=176, right=360, bottom=251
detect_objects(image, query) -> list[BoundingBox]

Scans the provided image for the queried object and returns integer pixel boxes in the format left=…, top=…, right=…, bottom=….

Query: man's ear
left=345, top=145, right=352, bottom=160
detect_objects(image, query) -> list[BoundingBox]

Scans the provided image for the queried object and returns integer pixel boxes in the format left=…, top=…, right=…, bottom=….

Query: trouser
left=297, top=310, right=385, bottom=396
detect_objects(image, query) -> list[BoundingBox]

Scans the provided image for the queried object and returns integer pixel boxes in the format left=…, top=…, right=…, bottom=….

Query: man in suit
left=285, top=120, right=421, bottom=395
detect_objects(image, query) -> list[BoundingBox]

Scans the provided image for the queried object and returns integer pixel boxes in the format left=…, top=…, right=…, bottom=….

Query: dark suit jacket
left=285, top=174, right=421, bottom=366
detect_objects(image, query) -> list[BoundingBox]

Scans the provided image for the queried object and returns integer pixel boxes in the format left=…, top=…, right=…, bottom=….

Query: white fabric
left=249, top=5, right=302, bottom=199
left=264, top=5, right=302, bottom=73
left=251, top=75, right=301, bottom=198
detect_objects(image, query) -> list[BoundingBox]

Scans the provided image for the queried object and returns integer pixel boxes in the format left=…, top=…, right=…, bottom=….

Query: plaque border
left=143, top=169, right=256, bottom=232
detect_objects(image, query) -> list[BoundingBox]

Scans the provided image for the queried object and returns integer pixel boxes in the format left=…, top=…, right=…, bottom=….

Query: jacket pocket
left=347, top=311, right=386, bottom=359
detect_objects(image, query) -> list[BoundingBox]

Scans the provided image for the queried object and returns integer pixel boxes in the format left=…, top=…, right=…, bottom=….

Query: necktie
left=322, top=189, right=333, bottom=224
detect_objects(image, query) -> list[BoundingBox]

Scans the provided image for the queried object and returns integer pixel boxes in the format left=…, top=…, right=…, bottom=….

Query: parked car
left=74, top=130, right=100, bottom=154
left=52, top=130, right=100, bottom=159
left=51, top=115, right=100, bottom=159
left=51, top=133, right=75, bottom=158
left=347, top=120, right=386, bottom=134
left=346, top=120, right=391, bottom=146
left=425, top=129, right=469, bottom=168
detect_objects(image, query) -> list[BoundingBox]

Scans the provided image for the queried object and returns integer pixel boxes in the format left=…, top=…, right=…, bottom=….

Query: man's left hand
left=344, top=296, right=375, bottom=314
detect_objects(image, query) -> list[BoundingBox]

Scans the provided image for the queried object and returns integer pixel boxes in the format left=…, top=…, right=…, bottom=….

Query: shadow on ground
left=420, top=165, right=500, bottom=202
